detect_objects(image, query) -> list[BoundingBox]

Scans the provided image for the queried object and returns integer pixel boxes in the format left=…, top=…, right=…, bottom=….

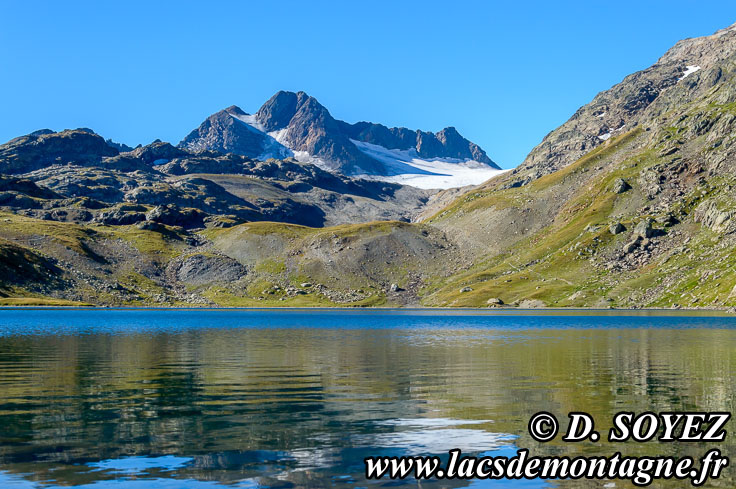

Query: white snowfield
left=679, top=65, right=701, bottom=81
left=229, top=111, right=294, bottom=161
left=227, top=109, right=507, bottom=189
left=351, top=140, right=508, bottom=189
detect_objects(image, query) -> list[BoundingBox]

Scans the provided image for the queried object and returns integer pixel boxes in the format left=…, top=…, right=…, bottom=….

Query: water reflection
left=0, top=309, right=734, bottom=488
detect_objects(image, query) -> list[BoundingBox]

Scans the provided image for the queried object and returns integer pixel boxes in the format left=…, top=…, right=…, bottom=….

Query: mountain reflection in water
left=0, top=308, right=734, bottom=488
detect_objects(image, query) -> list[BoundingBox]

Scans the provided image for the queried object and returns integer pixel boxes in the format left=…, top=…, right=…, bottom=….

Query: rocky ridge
left=180, top=90, right=500, bottom=177
left=508, top=23, right=736, bottom=187
left=0, top=128, right=435, bottom=228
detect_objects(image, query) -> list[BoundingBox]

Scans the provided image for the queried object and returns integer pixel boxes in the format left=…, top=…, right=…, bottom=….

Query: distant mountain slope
left=179, top=91, right=503, bottom=188
left=0, top=128, right=434, bottom=228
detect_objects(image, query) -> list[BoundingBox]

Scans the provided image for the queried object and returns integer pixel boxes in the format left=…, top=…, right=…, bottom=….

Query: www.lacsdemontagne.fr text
left=364, top=448, right=728, bottom=486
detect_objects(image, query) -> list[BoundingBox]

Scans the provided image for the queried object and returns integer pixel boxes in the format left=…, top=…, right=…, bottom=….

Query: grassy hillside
left=423, top=79, right=736, bottom=309
left=0, top=213, right=459, bottom=307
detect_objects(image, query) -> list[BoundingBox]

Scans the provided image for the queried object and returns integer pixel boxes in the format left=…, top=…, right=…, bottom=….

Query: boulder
left=486, top=297, right=504, bottom=305
left=655, top=213, right=677, bottom=227
left=611, top=178, right=630, bottom=194
left=633, top=218, right=654, bottom=238
left=517, top=299, right=546, bottom=308
left=459, top=286, right=473, bottom=293
left=623, top=236, right=641, bottom=254
left=609, top=222, right=626, bottom=235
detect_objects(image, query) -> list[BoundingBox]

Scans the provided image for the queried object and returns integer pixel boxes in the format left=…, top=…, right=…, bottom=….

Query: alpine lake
left=0, top=308, right=733, bottom=488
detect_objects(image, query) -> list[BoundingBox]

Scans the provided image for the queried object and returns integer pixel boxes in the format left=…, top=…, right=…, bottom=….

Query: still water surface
left=0, top=309, right=734, bottom=488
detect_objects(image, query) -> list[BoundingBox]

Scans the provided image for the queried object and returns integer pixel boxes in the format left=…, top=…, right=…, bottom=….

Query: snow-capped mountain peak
left=179, top=91, right=503, bottom=189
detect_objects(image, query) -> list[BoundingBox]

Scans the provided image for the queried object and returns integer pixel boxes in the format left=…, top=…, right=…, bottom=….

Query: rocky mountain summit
left=180, top=90, right=501, bottom=182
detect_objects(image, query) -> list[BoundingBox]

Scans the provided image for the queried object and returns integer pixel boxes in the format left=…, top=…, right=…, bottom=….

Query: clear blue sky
left=1, top=1, right=733, bottom=168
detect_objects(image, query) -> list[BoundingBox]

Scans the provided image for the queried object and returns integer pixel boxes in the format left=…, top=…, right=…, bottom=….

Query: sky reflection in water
left=0, top=309, right=734, bottom=488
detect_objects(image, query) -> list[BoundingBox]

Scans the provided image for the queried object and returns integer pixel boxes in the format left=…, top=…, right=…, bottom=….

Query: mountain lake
left=0, top=308, right=733, bottom=488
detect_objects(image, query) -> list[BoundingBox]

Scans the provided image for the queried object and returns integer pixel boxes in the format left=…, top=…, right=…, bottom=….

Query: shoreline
left=1, top=304, right=735, bottom=316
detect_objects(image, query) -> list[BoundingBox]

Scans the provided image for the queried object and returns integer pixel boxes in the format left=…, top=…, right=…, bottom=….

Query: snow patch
left=229, top=111, right=267, bottom=133
left=351, top=139, right=507, bottom=190
left=292, top=150, right=334, bottom=171
left=224, top=107, right=505, bottom=189
left=679, top=65, right=701, bottom=81
left=227, top=110, right=293, bottom=160
left=598, top=133, right=611, bottom=141
left=267, top=128, right=289, bottom=145
left=596, top=112, right=606, bottom=118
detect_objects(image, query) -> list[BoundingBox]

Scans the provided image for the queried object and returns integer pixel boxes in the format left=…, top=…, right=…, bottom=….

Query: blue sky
left=0, top=1, right=733, bottom=168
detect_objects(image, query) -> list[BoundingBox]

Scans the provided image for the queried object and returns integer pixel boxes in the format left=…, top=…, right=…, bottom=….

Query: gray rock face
left=179, top=106, right=269, bottom=158
left=255, top=91, right=384, bottom=174
left=128, top=141, right=187, bottom=165
left=341, top=121, right=495, bottom=165
left=173, top=254, right=246, bottom=286
left=179, top=91, right=500, bottom=176
left=695, top=200, right=733, bottom=233
left=417, top=127, right=491, bottom=163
